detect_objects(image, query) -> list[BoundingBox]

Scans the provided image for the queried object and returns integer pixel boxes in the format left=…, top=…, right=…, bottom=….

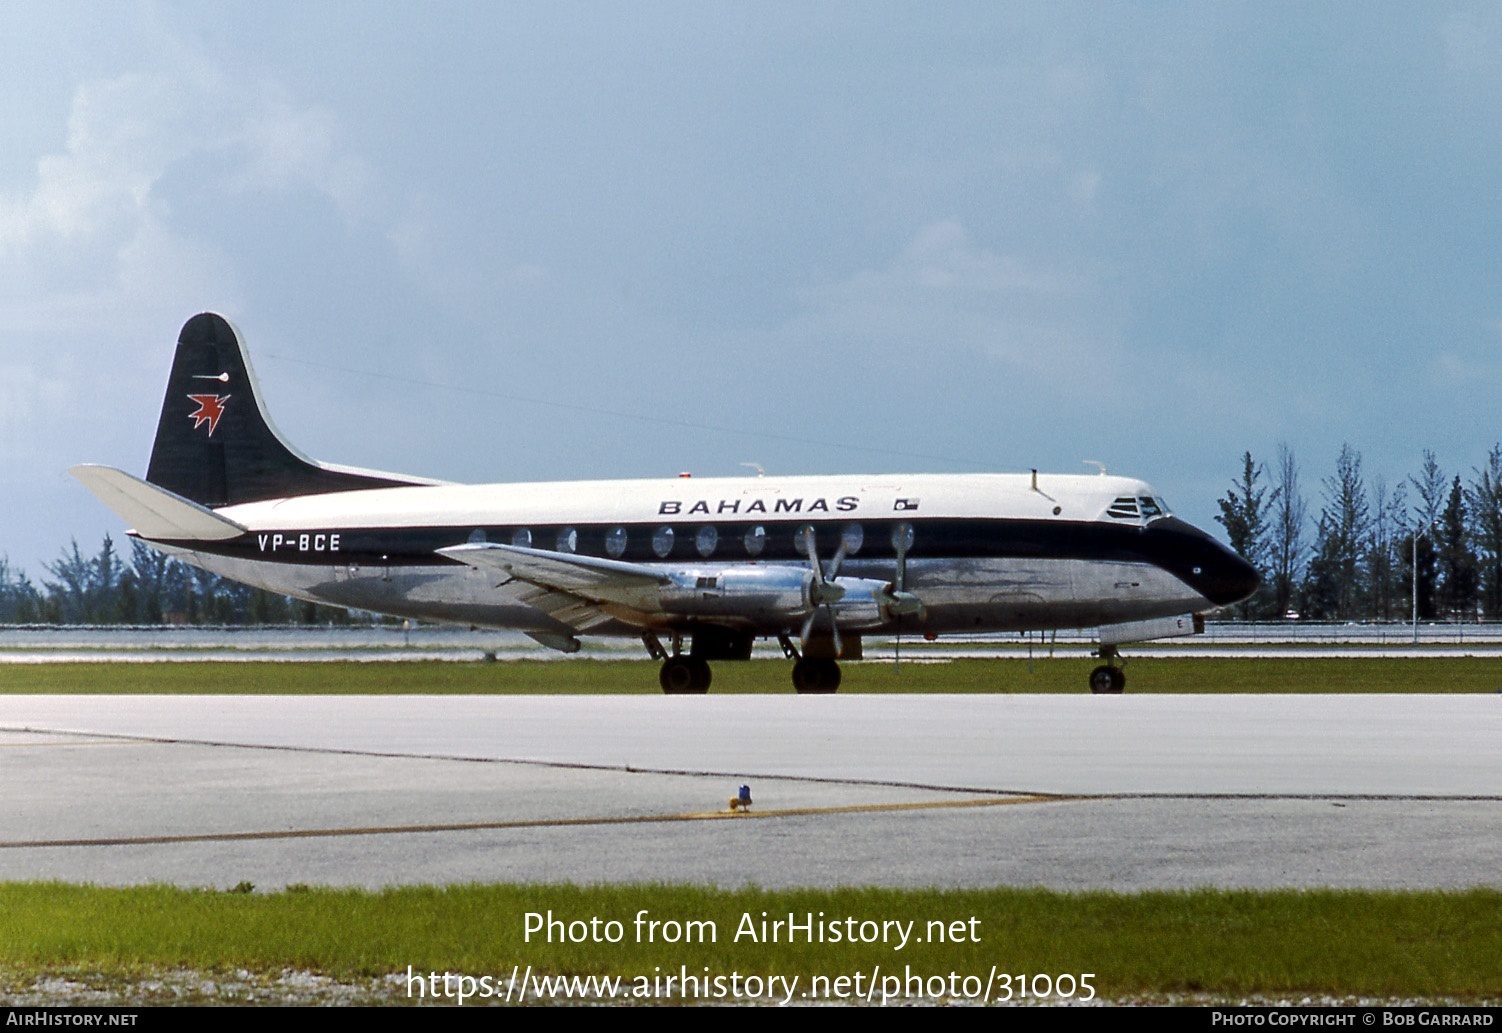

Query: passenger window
left=890, top=522, right=915, bottom=553
left=512, top=528, right=532, bottom=549
left=695, top=525, right=718, bottom=557
left=467, top=528, right=486, bottom=544
left=793, top=524, right=816, bottom=556
left=652, top=526, right=675, bottom=558
left=605, top=526, right=628, bottom=559
left=744, top=525, right=766, bottom=557
left=841, top=523, right=864, bottom=555
left=556, top=528, right=577, bottom=554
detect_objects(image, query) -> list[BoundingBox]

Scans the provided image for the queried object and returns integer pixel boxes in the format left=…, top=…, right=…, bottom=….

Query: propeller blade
left=799, top=526, right=846, bottom=606
left=800, top=609, right=817, bottom=649
left=800, top=604, right=842, bottom=656
left=800, top=526, right=821, bottom=575
left=890, top=524, right=914, bottom=675
left=825, top=539, right=848, bottom=581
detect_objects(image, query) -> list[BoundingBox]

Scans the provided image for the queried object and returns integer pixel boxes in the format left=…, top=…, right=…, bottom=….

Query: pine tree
left=1367, top=478, right=1408, bottom=620
left=44, top=540, right=96, bottom=623
left=0, top=557, right=42, bottom=623
left=1315, top=445, right=1370, bottom=618
left=1268, top=444, right=1307, bottom=617
left=1215, top=452, right=1276, bottom=617
left=1468, top=445, right=1502, bottom=620
left=1405, top=450, right=1446, bottom=621
left=1438, top=476, right=1478, bottom=619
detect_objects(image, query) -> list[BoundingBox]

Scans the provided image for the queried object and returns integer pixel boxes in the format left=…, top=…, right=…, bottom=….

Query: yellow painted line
left=0, top=794, right=1075, bottom=850
left=680, top=795, right=1069, bottom=819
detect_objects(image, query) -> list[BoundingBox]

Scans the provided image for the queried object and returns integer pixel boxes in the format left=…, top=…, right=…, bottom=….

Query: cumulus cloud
left=790, top=219, right=1114, bottom=379
left=0, top=26, right=393, bottom=573
left=222, top=85, right=373, bottom=223
left=0, top=44, right=375, bottom=339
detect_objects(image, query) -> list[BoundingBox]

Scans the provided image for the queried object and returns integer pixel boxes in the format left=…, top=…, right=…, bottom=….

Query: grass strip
left=0, top=656, right=1499, bottom=694
left=0, top=884, right=1498, bottom=1002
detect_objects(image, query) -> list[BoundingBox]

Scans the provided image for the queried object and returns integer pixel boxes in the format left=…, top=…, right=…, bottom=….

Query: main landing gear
left=780, top=632, right=842, bottom=694
left=1089, top=644, right=1126, bottom=694
left=790, top=657, right=841, bottom=694
left=644, top=633, right=712, bottom=694
left=658, top=655, right=712, bottom=694
left=644, top=630, right=845, bottom=694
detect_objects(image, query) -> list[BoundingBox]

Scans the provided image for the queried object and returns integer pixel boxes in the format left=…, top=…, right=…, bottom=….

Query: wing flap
left=70, top=465, right=247, bottom=542
left=437, top=542, right=669, bottom=631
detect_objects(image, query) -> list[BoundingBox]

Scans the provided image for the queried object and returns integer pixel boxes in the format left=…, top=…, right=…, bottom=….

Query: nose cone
left=1145, top=517, right=1261, bottom=607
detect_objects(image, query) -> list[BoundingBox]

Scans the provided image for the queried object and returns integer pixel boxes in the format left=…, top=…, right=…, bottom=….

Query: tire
left=660, top=658, right=703, bottom=694
left=819, top=658, right=841, bottom=693
left=791, top=659, right=812, bottom=693
left=1089, top=665, right=1122, bottom=694
left=689, top=657, right=712, bottom=692
left=792, top=658, right=840, bottom=694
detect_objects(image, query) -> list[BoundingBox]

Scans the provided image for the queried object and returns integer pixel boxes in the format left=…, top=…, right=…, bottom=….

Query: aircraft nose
left=1146, top=517, right=1261, bottom=607
left=1200, top=546, right=1261, bottom=607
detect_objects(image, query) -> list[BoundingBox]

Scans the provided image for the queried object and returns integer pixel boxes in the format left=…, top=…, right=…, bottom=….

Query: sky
left=1, top=2, right=1498, bottom=580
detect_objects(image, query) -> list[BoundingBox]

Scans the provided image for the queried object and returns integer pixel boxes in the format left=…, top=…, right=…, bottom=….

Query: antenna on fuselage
left=1030, top=468, right=1059, bottom=504
left=1083, top=460, right=1107, bottom=476
left=740, top=462, right=766, bottom=477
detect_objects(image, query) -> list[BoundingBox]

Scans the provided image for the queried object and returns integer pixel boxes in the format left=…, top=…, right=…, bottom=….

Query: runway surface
left=2, top=694, right=1497, bottom=890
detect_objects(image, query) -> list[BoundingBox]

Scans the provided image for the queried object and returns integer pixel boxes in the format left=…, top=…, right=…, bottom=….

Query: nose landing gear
left=1089, top=645, right=1125, bottom=694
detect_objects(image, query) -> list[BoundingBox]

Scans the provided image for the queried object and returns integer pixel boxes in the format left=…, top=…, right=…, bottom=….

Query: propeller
left=797, top=526, right=847, bottom=654
left=883, top=523, right=922, bottom=671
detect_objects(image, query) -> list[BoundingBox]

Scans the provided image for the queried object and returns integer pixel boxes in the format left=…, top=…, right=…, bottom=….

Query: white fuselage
left=152, top=470, right=1247, bottom=640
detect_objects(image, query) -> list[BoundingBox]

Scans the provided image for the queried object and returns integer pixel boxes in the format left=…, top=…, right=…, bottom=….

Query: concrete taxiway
left=1, top=694, right=1497, bottom=890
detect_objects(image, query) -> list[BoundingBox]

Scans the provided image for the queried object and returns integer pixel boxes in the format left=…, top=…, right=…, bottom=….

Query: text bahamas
left=659, top=497, right=859, bottom=516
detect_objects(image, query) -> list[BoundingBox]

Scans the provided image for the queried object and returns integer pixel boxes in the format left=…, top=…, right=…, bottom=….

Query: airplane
left=72, top=313, right=1259, bottom=694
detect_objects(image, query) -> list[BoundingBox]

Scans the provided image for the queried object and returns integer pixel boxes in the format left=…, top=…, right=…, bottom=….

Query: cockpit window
left=1107, top=495, right=1171, bottom=522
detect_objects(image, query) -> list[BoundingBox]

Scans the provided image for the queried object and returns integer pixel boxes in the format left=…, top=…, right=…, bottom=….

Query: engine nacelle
left=658, top=566, right=815, bottom=620
left=826, top=578, right=896, bottom=630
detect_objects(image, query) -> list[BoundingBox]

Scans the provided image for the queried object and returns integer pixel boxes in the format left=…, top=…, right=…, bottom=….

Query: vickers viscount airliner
left=73, top=313, right=1258, bottom=693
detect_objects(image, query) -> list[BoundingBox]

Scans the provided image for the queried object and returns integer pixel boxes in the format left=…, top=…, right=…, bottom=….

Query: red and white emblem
left=186, top=394, right=230, bottom=436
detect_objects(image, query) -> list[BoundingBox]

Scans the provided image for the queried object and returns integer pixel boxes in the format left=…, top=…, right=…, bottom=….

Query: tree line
left=0, top=536, right=364, bottom=626
left=1217, top=444, right=1502, bottom=621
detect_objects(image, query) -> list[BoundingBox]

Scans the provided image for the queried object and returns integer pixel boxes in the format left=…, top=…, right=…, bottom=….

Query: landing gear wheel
left=792, top=658, right=841, bottom=694
left=1089, top=665, right=1125, bottom=694
left=660, top=657, right=710, bottom=694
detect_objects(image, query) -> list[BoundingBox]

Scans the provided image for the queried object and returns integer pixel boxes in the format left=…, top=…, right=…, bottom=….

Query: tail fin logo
left=186, top=394, right=230, bottom=436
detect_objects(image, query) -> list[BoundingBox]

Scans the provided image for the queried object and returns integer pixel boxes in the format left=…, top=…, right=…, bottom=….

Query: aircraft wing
left=437, top=542, right=669, bottom=631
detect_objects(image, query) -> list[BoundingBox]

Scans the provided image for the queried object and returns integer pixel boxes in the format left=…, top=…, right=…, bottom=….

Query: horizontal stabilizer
left=70, top=465, right=247, bottom=542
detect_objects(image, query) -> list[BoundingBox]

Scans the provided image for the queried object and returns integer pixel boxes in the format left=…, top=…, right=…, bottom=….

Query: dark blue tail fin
left=145, top=313, right=430, bottom=507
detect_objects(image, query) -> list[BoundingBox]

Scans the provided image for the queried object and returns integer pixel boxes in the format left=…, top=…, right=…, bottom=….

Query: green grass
left=0, top=656, right=1498, bottom=694
left=0, top=884, right=1497, bottom=1002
